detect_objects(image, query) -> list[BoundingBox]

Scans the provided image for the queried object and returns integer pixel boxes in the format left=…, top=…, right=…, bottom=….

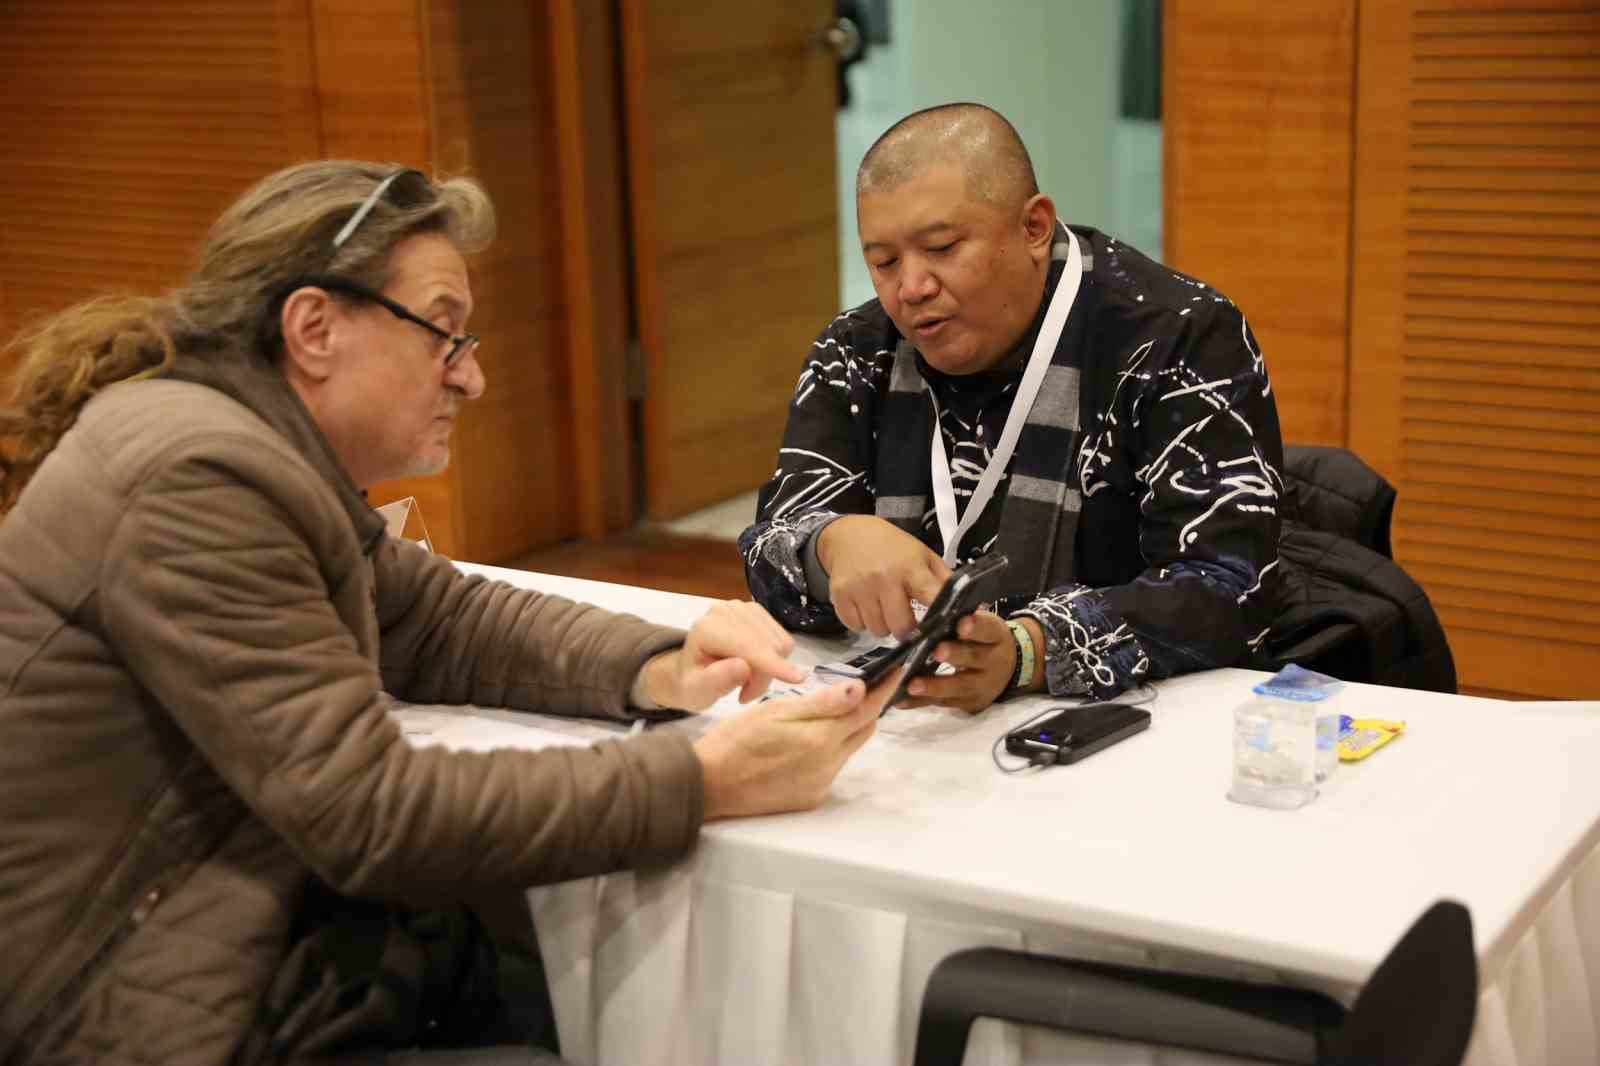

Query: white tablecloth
left=407, top=563, right=1600, bottom=1066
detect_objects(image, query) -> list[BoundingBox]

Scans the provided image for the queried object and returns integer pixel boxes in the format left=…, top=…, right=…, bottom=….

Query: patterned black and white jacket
left=739, top=224, right=1285, bottom=700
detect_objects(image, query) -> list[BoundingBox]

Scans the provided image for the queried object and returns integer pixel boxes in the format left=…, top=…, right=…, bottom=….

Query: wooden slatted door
left=1350, top=0, right=1600, bottom=697
left=622, top=0, right=840, bottom=520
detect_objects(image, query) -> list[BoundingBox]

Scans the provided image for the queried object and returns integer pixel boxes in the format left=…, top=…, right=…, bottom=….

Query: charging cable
left=991, top=704, right=1068, bottom=774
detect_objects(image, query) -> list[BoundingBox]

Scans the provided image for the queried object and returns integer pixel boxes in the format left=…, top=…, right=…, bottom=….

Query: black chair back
left=913, top=950, right=1342, bottom=1066
left=912, top=900, right=1477, bottom=1066
left=1322, top=900, right=1477, bottom=1066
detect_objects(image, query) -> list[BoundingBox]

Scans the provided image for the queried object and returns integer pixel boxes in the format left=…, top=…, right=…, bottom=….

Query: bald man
left=738, top=103, right=1286, bottom=709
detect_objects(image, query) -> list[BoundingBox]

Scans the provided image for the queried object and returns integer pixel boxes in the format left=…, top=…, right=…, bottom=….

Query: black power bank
left=1004, top=702, right=1151, bottom=764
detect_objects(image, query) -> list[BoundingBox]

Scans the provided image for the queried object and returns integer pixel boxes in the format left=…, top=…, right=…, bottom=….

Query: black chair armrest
left=914, top=948, right=1345, bottom=1066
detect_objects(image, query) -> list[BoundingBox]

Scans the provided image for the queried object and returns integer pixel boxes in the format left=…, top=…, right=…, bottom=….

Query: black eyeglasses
left=264, top=168, right=477, bottom=365
left=301, top=274, right=480, bottom=369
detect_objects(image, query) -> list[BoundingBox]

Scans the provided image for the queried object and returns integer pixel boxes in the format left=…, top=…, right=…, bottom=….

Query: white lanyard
left=929, top=230, right=1082, bottom=566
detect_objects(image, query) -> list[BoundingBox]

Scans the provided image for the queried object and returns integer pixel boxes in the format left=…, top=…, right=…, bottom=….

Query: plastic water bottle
left=1228, top=665, right=1344, bottom=809
left=1229, top=687, right=1318, bottom=809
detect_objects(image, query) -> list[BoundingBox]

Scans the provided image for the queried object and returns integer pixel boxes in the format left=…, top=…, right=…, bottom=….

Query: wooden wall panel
left=421, top=1, right=578, bottom=563
left=1164, top=0, right=1357, bottom=446
left=0, top=0, right=583, bottom=562
left=308, top=2, right=430, bottom=166
left=307, top=0, right=463, bottom=556
left=550, top=0, right=637, bottom=539
left=0, top=0, right=320, bottom=358
left=624, top=0, right=839, bottom=519
left=1350, top=0, right=1600, bottom=698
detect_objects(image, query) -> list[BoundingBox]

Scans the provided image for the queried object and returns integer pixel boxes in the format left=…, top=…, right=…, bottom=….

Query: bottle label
left=1251, top=663, right=1346, bottom=703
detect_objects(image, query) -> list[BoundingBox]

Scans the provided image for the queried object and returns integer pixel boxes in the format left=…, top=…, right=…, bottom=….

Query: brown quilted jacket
left=0, top=348, right=702, bottom=1064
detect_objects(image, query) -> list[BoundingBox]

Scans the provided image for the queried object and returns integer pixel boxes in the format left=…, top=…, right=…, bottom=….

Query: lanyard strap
left=929, top=230, right=1082, bottom=567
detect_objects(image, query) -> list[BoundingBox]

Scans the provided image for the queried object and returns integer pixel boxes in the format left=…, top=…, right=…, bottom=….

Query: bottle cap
left=1252, top=663, right=1346, bottom=702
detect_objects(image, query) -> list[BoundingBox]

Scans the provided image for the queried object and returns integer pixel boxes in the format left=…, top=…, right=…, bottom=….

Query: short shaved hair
left=857, top=103, right=1039, bottom=213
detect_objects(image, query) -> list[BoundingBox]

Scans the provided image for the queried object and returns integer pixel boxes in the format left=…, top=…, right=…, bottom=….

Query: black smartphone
left=855, top=553, right=1010, bottom=709
left=1004, top=702, right=1151, bottom=764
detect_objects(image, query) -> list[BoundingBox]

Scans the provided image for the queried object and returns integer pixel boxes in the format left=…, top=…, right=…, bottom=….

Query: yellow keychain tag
left=1337, top=717, right=1405, bottom=762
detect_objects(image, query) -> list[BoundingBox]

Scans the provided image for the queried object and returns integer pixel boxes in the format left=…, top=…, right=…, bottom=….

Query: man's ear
left=1020, top=193, right=1058, bottom=265
left=279, top=287, right=338, bottom=383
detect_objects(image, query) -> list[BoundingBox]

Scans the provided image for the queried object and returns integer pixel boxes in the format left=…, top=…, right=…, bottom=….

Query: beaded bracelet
left=1004, top=619, right=1037, bottom=695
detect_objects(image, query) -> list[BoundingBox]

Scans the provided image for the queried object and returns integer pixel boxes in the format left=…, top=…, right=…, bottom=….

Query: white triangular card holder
left=375, top=495, right=433, bottom=553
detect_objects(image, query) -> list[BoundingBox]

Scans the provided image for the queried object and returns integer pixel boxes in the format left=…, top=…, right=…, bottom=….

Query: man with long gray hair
left=0, top=162, right=890, bottom=1064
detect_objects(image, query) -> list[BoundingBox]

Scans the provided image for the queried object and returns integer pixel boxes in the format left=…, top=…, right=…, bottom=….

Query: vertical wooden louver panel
left=0, top=1, right=320, bottom=348
left=1164, top=1, right=1359, bottom=449
left=0, top=2, right=585, bottom=562
left=1351, top=0, right=1600, bottom=697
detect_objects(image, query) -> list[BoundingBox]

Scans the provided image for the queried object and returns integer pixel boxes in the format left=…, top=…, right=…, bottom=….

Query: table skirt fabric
left=528, top=834, right=1599, bottom=1066
left=1466, top=836, right=1600, bottom=1066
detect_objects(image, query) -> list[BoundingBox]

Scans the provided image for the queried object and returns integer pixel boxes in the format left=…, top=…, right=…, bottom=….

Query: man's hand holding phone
left=849, top=553, right=1020, bottom=714
left=693, top=668, right=902, bottom=820
left=902, top=609, right=1019, bottom=713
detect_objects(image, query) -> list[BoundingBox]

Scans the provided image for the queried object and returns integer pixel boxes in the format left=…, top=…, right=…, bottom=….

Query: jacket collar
left=162, top=346, right=389, bottom=553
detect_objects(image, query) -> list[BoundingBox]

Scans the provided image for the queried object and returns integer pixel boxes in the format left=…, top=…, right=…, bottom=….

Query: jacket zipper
left=7, top=885, right=165, bottom=1061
